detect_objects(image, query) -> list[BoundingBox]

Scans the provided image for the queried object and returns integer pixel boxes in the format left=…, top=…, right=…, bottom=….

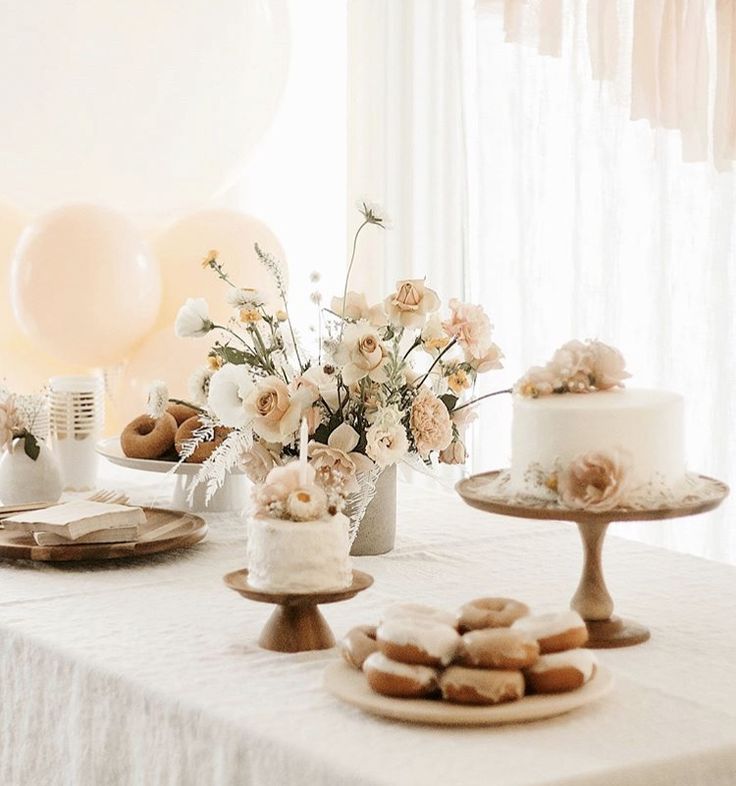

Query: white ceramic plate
left=324, top=661, right=614, bottom=726
left=96, top=437, right=244, bottom=477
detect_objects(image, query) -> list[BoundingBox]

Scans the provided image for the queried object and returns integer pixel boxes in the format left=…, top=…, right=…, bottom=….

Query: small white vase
left=350, top=465, right=397, bottom=556
left=0, top=441, right=64, bottom=506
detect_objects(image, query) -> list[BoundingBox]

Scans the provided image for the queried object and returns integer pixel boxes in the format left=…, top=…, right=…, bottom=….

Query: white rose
left=334, top=322, right=389, bottom=386
left=384, top=279, right=440, bottom=329
left=365, top=408, right=409, bottom=467
left=175, top=297, right=213, bottom=338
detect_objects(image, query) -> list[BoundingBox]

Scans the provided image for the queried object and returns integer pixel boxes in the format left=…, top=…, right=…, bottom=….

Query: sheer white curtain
left=348, top=0, right=736, bottom=562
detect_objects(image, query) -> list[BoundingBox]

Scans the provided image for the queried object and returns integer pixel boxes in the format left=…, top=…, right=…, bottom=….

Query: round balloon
left=0, top=338, right=86, bottom=394
left=0, top=1, right=289, bottom=219
left=153, top=209, right=288, bottom=329
left=11, top=204, right=161, bottom=366
left=116, top=327, right=213, bottom=425
left=0, top=203, right=26, bottom=344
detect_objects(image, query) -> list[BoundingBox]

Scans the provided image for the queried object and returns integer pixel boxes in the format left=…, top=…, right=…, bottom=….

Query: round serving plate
left=324, top=661, right=614, bottom=726
left=0, top=507, right=207, bottom=562
left=96, top=437, right=248, bottom=513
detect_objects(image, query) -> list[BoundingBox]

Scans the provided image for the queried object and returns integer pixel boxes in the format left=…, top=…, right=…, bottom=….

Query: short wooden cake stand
left=457, top=472, right=729, bottom=648
left=224, top=569, right=374, bottom=653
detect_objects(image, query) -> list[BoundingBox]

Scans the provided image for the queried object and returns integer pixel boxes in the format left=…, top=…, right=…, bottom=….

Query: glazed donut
left=440, top=666, right=525, bottom=705
left=175, top=417, right=230, bottom=464
left=382, top=602, right=458, bottom=630
left=376, top=618, right=460, bottom=667
left=511, top=610, right=589, bottom=654
left=363, top=652, right=439, bottom=698
left=524, top=649, right=597, bottom=694
left=166, top=403, right=199, bottom=425
left=341, top=625, right=378, bottom=670
left=458, top=597, right=529, bottom=632
left=456, top=628, right=540, bottom=670
left=121, top=413, right=177, bottom=459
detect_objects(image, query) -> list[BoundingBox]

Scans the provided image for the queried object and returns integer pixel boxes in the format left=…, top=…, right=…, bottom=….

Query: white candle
left=299, top=417, right=309, bottom=486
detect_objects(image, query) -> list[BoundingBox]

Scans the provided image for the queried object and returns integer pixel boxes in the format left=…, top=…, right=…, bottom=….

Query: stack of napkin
left=2, top=501, right=145, bottom=545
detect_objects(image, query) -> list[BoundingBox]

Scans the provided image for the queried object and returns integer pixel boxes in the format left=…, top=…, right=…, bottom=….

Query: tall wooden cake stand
left=224, top=569, right=373, bottom=653
left=457, top=471, right=728, bottom=648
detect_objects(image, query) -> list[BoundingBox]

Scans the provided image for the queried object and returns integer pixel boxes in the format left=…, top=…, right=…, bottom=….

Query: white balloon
left=0, top=1, right=289, bottom=219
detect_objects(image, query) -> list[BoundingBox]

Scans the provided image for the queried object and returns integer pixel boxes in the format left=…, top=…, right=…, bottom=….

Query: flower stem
left=415, top=338, right=458, bottom=389
left=339, top=219, right=370, bottom=337
left=453, top=388, right=512, bottom=412
left=168, top=397, right=206, bottom=414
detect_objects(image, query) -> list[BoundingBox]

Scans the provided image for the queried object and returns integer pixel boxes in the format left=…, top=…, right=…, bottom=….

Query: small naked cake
left=506, top=339, right=690, bottom=510
left=247, top=461, right=352, bottom=594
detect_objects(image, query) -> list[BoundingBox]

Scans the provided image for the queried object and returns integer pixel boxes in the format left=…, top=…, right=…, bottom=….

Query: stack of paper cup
left=49, top=375, right=105, bottom=491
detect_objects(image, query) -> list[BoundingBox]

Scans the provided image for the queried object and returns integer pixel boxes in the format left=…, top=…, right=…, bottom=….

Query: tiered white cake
left=247, top=512, right=352, bottom=594
left=510, top=387, right=686, bottom=499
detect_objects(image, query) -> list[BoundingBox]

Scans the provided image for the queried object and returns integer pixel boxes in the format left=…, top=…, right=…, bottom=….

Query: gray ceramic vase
left=350, top=464, right=397, bottom=556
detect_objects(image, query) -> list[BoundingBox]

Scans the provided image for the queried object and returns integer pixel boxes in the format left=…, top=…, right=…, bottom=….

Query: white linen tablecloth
left=1, top=467, right=735, bottom=786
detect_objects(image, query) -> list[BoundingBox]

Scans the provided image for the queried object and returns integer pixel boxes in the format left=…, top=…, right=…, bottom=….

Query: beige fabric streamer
left=631, top=0, right=708, bottom=162
left=587, top=0, right=618, bottom=81
left=502, top=0, right=562, bottom=57
left=715, top=0, right=736, bottom=170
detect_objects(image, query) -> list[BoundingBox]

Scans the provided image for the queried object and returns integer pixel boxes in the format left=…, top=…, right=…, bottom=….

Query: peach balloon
left=10, top=204, right=161, bottom=366
left=116, top=327, right=212, bottom=425
left=0, top=203, right=27, bottom=344
left=153, top=209, right=288, bottom=329
left=0, top=338, right=86, bottom=394
left=0, top=2, right=289, bottom=220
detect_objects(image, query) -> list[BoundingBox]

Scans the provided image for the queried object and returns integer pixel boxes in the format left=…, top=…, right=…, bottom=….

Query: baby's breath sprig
left=254, top=243, right=304, bottom=374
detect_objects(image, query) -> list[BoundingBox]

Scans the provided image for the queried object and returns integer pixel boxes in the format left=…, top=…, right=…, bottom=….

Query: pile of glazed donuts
left=121, top=403, right=230, bottom=463
left=341, top=598, right=597, bottom=706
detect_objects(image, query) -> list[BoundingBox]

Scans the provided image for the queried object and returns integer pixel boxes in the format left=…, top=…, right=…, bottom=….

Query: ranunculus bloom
left=384, top=279, right=440, bottom=329
left=331, top=291, right=387, bottom=326
left=309, top=422, right=374, bottom=493
left=589, top=341, right=630, bottom=390
left=442, top=299, right=495, bottom=361
left=410, top=388, right=453, bottom=458
left=365, top=407, right=409, bottom=467
left=207, top=365, right=255, bottom=428
left=240, top=441, right=280, bottom=484
left=439, top=438, right=466, bottom=465
left=334, top=322, right=389, bottom=386
left=175, top=297, right=213, bottom=338
left=557, top=449, right=631, bottom=511
left=244, top=376, right=312, bottom=443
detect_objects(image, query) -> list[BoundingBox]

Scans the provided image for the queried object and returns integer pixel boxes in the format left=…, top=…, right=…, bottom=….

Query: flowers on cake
left=172, top=201, right=508, bottom=508
left=515, top=339, right=630, bottom=398
left=254, top=461, right=335, bottom=522
left=555, top=449, right=633, bottom=512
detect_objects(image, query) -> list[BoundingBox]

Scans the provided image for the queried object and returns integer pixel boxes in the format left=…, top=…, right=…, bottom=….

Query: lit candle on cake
left=299, top=416, right=309, bottom=487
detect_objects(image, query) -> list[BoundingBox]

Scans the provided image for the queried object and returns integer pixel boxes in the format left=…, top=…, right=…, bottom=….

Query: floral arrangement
left=515, top=339, right=629, bottom=398
left=172, top=201, right=507, bottom=509
left=0, top=386, right=45, bottom=461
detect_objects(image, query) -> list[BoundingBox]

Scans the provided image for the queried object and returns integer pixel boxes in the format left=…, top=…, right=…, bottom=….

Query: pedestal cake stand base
left=457, top=471, right=728, bottom=649
left=224, top=569, right=374, bottom=653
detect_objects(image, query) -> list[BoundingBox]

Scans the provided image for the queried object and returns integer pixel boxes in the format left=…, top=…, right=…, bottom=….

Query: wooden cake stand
left=224, top=569, right=374, bottom=653
left=456, top=471, right=729, bottom=648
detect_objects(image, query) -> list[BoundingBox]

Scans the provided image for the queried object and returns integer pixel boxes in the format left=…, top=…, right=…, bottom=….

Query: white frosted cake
left=247, top=512, right=352, bottom=593
left=248, top=459, right=353, bottom=594
left=507, top=340, right=689, bottom=509
left=510, top=388, right=686, bottom=498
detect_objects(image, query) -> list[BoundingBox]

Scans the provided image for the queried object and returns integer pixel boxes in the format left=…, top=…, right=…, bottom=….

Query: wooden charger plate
left=324, top=661, right=614, bottom=726
left=0, top=507, right=207, bottom=562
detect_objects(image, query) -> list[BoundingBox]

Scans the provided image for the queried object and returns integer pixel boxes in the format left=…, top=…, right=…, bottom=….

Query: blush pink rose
left=557, top=449, right=632, bottom=512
